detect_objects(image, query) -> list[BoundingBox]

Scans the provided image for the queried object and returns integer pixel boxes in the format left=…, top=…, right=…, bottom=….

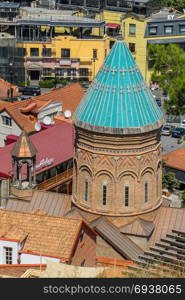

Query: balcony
left=37, top=168, right=73, bottom=191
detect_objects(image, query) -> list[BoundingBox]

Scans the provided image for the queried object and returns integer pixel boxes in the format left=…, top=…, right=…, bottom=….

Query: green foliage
left=148, top=0, right=185, bottom=11
left=148, top=44, right=185, bottom=114
left=162, top=171, right=180, bottom=192
left=17, top=81, right=30, bottom=87
left=39, top=79, right=55, bottom=88
left=181, top=190, right=185, bottom=207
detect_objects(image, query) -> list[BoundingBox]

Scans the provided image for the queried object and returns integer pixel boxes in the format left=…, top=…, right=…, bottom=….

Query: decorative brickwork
left=72, top=127, right=163, bottom=216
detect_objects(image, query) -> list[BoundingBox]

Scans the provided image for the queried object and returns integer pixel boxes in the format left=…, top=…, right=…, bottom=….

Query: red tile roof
left=0, top=83, right=84, bottom=134
left=0, top=121, right=73, bottom=177
left=31, top=83, right=84, bottom=113
left=163, top=146, right=185, bottom=172
left=0, top=209, right=87, bottom=260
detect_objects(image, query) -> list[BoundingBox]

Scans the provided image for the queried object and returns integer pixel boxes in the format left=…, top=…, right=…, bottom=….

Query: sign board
left=35, top=158, right=55, bottom=171
left=60, top=59, right=71, bottom=66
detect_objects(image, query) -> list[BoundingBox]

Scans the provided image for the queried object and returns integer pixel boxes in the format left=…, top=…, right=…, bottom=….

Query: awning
left=106, top=23, right=120, bottom=29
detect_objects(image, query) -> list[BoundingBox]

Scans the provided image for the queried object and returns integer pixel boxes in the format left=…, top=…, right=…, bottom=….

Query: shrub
left=39, top=79, right=55, bottom=88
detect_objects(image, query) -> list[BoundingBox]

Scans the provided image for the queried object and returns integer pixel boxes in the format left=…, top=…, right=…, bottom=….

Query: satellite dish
left=43, top=116, right=52, bottom=125
left=35, top=122, right=41, bottom=132
left=64, top=110, right=72, bottom=119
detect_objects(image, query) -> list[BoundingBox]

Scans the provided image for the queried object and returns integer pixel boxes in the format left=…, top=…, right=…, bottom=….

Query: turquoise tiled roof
left=74, top=41, right=164, bottom=134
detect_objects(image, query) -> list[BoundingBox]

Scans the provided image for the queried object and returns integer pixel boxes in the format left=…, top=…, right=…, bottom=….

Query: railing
left=37, top=168, right=73, bottom=191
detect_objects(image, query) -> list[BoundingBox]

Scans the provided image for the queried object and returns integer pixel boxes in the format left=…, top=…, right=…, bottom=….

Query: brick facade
left=72, top=127, right=163, bottom=216
left=70, top=223, right=96, bottom=267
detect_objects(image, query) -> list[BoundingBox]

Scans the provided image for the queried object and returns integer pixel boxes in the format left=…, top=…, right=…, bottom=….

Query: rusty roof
left=11, top=130, right=37, bottom=158
left=5, top=190, right=72, bottom=217
left=0, top=209, right=87, bottom=260
left=91, top=217, right=143, bottom=261
left=120, top=218, right=155, bottom=237
left=149, top=206, right=185, bottom=247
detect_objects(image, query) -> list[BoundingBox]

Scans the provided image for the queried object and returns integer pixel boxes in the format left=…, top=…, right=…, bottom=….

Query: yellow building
left=121, top=14, right=149, bottom=80
left=95, top=10, right=185, bottom=83
left=17, top=35, right=110, bottom=82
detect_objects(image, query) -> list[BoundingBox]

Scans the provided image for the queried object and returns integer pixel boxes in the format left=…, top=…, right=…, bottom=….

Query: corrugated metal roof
left=120, top=218, right=155, bottom=237
left=5, top=190, right=72, bottom=217
left=74, top=40, right=164, bottom=135
left=91, top=217, right=143, bottom=260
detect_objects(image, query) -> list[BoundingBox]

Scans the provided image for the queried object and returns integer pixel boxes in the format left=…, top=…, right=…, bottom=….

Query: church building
left=73, top=40, right=164, bottom=217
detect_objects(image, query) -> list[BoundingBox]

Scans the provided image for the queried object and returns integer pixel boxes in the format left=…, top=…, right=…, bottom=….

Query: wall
left=0, top=110, right=22, bottom=147
left=17, top=35, right=110, bottom=81
left=70, top=223, right=96, bottom=267
left=0, top=240, right=19, bottom=264
left=122, top=15, right=148, bottom=81
left=20, top=253, right=60, bottom=264
left=73, top=128, right=162, bottom=216
left=96, top=236, right=124, bottom=260
left=38, top=102, right=62, bottom=122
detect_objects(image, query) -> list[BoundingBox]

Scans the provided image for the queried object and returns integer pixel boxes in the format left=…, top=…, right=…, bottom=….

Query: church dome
left=74, top=41, right=163, bottom=135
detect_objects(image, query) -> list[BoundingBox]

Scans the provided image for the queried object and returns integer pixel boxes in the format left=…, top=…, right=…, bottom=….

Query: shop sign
left=35, top=158, right=55, bottom=171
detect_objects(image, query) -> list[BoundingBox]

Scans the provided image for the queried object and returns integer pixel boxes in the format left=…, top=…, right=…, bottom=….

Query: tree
left=162, top=171, right=180, bottom=192
left=148, top=44, right=185, bottom=114
left=148, top=0, right=185, bottom=11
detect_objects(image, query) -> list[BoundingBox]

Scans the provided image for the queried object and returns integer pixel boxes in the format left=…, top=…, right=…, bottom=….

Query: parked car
left=172, top=127, right=185, bottom=138
left=155, top=98, right=161, bottom=107
left=19, top=95, right=33, bottom=101
left=181, top=119, right=185, bottom=127
left=161, top=125, right=175, bottom=136
left=18, top=86, right=41, bottom=96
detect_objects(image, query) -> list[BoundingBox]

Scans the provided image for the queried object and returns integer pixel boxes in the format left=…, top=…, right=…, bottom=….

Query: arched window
left=84, top=179, right=89, bottom=202
left=156, top=174, right=159, bottom=197
left=102, top=183, right=107, bottom=206
left=144, top=181, right=148, bottom=203
left=124, top=184, right=129, bottom=207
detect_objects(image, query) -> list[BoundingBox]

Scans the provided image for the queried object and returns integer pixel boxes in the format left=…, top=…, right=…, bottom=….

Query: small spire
left=11, top=130, right=37, bottom=158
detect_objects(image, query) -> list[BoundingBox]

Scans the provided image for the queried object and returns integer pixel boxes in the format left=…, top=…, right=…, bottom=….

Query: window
left=79, top=68, right=89, bottom=77
left=129, top=43, right=136, bottom=53
left=70, top=68, right=76, bottom=76
left=42, top=68, right=52, bottom=76
left=79, top=231, right=84, bottom=242
left=4, top=247, right=13, bottom=264
left=156, top=174, right=159, bottom=197
left=42, top=48, right=51, bottom=57
left=144, top=181, right=148, bottom=203
left=149, top=26, right=157, bottom=35
left=124, top=185, right=129, bottom=207
left=93, top=49, right=98, bottom=59
left=55, top=68, right=65, bottom=76
left=81, top=259, right=85, bottom=266
left=84, top=179, right=89, bottom=202
left=179, top=24, right=185, bottom=33
left=102, top=183, right=107, bottom=206
left=2, top=116, right=12, bottom=127
left=30, top=48, right=39, bottom=56
left=61, top=48, right=70, bottom=58
left=129, top=24, right=136, bottom=36
left=164, top=26, right=173, bottom=34
left=107, top=0, right=117, bottom=7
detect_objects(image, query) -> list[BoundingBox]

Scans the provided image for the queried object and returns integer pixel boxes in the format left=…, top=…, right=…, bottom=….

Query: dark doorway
left=30, top=70, right=40, bottom=80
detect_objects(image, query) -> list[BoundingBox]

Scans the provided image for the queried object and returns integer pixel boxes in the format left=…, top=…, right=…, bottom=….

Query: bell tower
left=11, top=131, right=37, bottom=198
left=72, top=41, right=164, bottom=217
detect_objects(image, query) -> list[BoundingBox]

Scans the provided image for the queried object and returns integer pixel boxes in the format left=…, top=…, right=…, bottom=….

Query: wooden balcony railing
left=37, top=168, right=73, bottom=191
